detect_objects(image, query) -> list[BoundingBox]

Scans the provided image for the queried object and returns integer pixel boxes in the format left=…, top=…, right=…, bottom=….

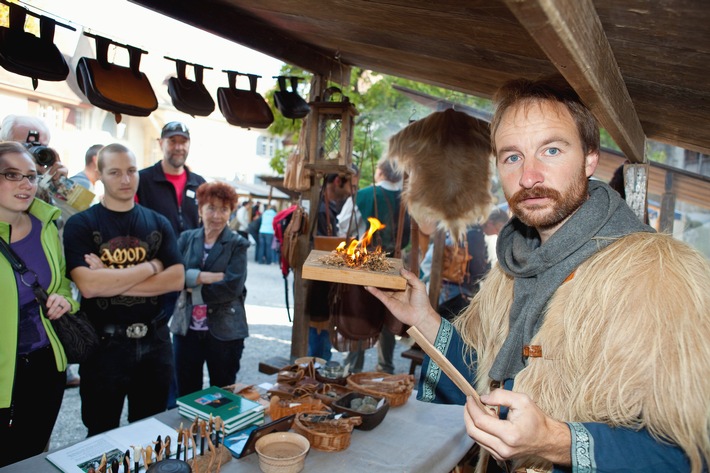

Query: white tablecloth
left=1, top=391, right=474, bottom=473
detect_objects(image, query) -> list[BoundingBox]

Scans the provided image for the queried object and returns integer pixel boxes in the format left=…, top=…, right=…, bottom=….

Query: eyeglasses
left=0, top=171, right=39, bottom=184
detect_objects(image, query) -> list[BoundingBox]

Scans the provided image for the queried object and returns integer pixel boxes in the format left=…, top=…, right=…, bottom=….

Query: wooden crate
left=301, top=249, right=406, bottom=290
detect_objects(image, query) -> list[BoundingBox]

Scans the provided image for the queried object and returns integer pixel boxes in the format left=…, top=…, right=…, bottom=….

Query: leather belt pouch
left=76, top=34, right=158, bottom=121
left=217, top=71, right=274, bottom=129
left=0, top=4, right=69, bottom=88
left=168, top=59, right=215, bottom=117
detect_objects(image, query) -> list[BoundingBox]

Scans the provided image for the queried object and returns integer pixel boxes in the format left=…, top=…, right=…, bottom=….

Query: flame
left=362, top=217, right=385, bottom=247
left=335, top=218, right=385, bottom=267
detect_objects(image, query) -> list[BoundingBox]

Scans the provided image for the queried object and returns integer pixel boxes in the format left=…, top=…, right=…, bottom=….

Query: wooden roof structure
left=132, top=0, right=709, bottom=165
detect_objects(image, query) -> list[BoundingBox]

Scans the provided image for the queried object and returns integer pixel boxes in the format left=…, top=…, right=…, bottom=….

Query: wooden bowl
left=255, top=432, right=310, bottom=473
left=332, top=392, right=389, bottom=431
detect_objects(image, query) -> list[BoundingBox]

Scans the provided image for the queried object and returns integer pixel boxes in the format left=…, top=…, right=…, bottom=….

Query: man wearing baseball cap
left=136, top=121, right=206, bottom=408
left=136, top=121, right=206, bottom=235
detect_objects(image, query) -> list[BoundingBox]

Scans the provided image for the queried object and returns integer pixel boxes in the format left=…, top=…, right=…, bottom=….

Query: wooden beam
left=503, top=0, right=646, bottom=164
left=659, top=172, right=676, bottom=234
left=129, top=0, right=351, bottom=84
left=428, top=229, right=446, bottom=310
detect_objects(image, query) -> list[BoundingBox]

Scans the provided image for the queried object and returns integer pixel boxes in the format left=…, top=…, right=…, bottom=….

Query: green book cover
left=176, top=386, right=263, bottom=423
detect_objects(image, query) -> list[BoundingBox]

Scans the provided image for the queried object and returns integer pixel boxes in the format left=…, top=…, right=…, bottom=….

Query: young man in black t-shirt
left=64, top=143, right=184, bottom=436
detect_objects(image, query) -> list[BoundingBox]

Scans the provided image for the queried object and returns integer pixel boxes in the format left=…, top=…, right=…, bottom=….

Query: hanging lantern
left=305, top=86, right=358, bottom=174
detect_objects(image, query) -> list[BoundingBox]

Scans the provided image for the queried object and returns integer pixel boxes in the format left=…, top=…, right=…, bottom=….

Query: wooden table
left=1, top=391, right=473, bottom=473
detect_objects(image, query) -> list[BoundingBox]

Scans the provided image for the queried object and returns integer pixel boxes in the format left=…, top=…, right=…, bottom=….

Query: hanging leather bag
left=76, top=34, right=158, bottom=123
left=273, top=76, right=310, bottom=119
left=441, top=241, right=472, bottom=284
left=217, top=71, right=274, bottom=128
left=167, top=58, right=215, bottom=117
left=0, top=3, right=70, bottom=89
left=329, top=283, right=385, bottom=352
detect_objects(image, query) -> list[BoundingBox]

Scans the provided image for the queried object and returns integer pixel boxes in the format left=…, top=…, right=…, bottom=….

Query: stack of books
left=177, top=386, right=265, bottom=434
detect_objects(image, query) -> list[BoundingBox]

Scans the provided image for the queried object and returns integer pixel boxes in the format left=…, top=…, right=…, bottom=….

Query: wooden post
left=428, top=229, right=446, bottom=310
left=290, top=73, right=331, bottom=359
left=623, top=163, right=650, bottom=223
left=659, top=172, right=676, bottom=234
left=290, top=180, right=321, bottom=359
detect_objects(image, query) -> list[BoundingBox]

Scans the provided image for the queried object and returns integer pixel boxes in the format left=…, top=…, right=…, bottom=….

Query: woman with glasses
left=0, top=142, right=78, bottom=466
left=169, top=181, right=250, bottom=396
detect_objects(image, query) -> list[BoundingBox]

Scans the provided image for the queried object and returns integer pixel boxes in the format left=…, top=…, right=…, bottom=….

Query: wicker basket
left=293, top=411, right=361, bottom=452
left=346, top=372, right=414, bottom=407
left=313, top=383, right=352, bottom=406
left=269, top=395, right=327, bottom=421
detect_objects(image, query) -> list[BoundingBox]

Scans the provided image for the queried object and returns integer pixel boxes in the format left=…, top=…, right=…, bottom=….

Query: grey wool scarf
left=490, top=180, right=652, bottom=382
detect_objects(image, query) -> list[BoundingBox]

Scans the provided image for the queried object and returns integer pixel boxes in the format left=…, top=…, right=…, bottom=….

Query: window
left=256, top=136, right=281, bottom=158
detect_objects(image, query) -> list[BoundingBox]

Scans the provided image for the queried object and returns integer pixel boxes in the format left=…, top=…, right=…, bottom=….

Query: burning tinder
left=318, top=218, right=394, bottom=272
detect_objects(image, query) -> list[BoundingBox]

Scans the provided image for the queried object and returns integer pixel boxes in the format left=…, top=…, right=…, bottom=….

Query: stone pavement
left=49, top=245, right=418, bottom=450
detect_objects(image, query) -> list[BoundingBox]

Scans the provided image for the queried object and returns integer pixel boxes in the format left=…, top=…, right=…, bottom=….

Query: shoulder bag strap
left=0, top=236, right=28, bottom=274
left=0, top=236, right=49, bottom=309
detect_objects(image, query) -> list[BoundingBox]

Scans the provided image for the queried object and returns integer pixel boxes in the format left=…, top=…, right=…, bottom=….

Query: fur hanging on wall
left=388, top=108, right=493, bottom=240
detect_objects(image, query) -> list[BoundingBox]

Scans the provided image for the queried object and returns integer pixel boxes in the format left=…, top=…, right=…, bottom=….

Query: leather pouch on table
left=167, top=59, right=215, bottom=117
left=273, top=75, right=310, bottom=119
left=268, top=382, right=297, bottom=399
left=0, top=4, right=69, bottom=89
left=76, top=34, right=158, bottom=123
left=277, top=367, right=304, bottom=385
left=329, top=283, right=385, bottom=352
left=217, top=71, right=274, bottom=128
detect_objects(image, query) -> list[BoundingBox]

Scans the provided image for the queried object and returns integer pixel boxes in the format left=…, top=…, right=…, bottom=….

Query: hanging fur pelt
left=387, top=108, right=492, bottom=241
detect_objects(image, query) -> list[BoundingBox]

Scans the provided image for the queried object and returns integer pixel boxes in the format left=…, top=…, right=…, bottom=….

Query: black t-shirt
left=63, top=204, right=183, bottom=325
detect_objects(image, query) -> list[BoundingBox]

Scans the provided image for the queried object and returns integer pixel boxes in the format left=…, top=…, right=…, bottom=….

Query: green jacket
left=0, top=199, right=78, bottom=408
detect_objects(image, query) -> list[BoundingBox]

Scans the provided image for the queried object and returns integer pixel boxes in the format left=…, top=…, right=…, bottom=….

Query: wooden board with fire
left=302, top=218, right=407, bottom=290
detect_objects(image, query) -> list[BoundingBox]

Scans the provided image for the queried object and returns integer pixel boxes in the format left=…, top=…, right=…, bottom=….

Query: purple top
left=12, top=215, right=51, bottom=354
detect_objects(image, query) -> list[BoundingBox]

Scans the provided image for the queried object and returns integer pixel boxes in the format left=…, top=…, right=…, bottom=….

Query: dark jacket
left=136, top=161, right=206, bottom=235
left=169, top=226, right=249, bottom=340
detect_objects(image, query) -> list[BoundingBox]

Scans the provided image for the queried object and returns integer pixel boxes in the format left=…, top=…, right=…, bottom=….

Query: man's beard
left=507, top=171, right=588, bottom=230
left=166, top=152, right=187, bottom=169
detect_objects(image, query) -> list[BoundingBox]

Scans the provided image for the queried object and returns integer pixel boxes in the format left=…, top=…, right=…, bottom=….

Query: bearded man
left=368, top=77, right=710, bottom=472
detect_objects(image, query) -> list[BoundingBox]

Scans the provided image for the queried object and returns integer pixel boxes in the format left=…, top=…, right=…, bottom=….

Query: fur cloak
left=456, top=232, right=710, bottom=472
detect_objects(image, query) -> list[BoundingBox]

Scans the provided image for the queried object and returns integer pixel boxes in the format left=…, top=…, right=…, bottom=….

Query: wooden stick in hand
left=407, top=326, right=494, bottom=414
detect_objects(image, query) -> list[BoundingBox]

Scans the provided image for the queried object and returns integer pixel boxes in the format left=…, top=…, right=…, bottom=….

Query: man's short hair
left=85, top=144, right=103, bottom=166
left=97, top=143, right=133, bottom=172
left=490, top=75, right=600, bottom=157
left=377, top=157, right=402, bottom=183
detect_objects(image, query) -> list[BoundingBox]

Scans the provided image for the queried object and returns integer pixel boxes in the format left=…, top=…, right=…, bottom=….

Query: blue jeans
left=173, top=330, right=245, bottom=397
left=308, top=327, right=332, bottom=361
left=258, top=233, right=274, bottom=264
left=80, top=323, right=173, bottom=436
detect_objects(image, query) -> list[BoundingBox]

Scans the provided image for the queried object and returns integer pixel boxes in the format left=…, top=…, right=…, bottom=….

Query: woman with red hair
left=169, top=181, right=250, bottom=395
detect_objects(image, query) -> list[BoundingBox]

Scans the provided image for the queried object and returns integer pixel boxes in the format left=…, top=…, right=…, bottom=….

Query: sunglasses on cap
left=161, top=122, right=190, bottom=138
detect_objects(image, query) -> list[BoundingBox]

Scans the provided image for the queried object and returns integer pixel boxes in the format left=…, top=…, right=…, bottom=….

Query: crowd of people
left=0, top=119, right=253, bottom=466
left=2, top=73, right=710, bottom=473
